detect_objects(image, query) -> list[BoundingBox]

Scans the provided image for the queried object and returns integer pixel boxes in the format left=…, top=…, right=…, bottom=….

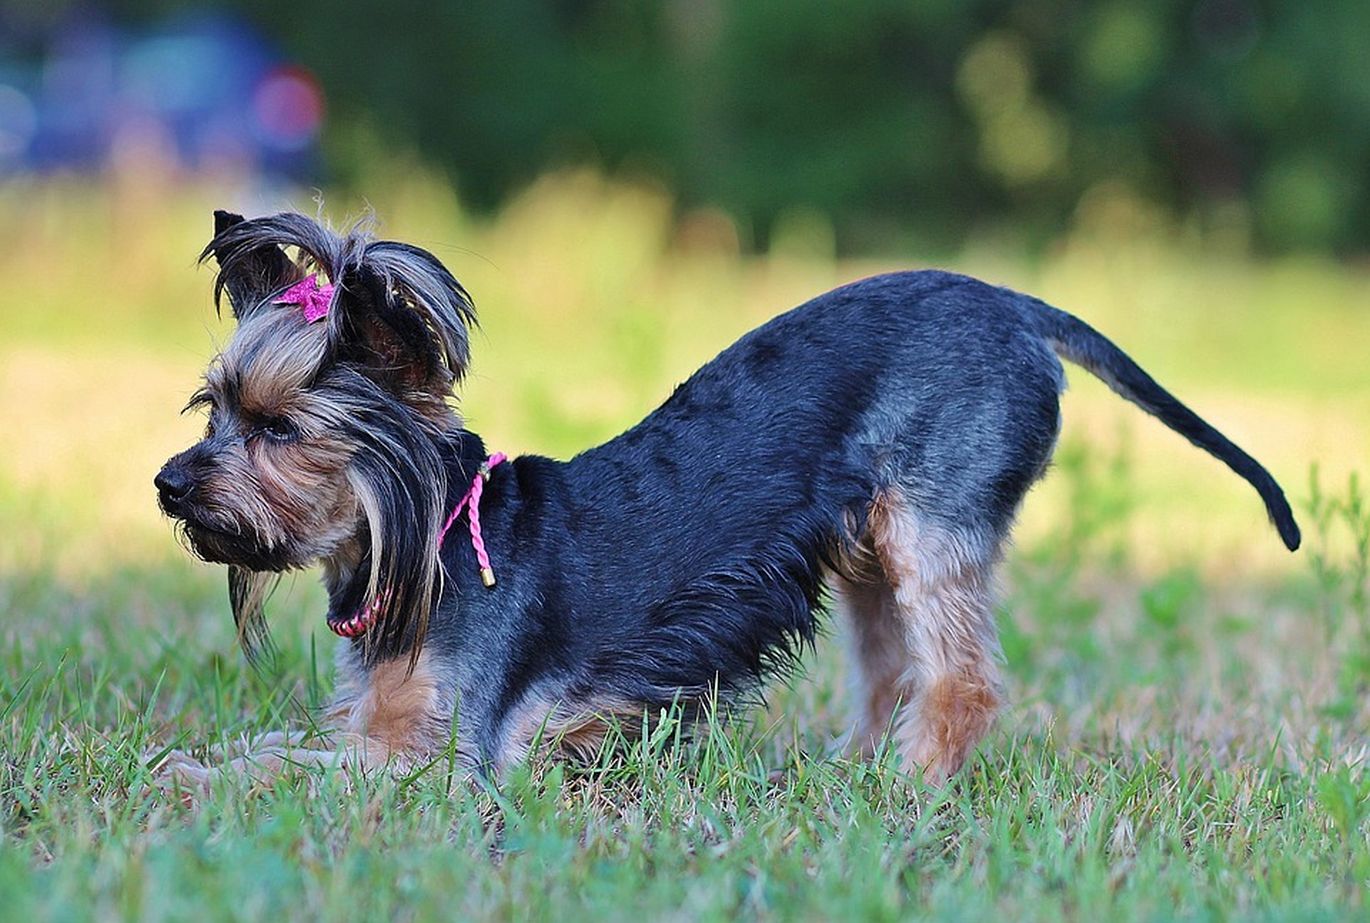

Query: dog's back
left=532, top=269, right=1294, bottom=779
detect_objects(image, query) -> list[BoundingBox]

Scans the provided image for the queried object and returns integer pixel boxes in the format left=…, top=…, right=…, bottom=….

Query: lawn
left=0, top=169, right=1367, bottom=921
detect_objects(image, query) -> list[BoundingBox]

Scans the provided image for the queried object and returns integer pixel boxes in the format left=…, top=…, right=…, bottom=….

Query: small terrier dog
left=154, top=210, right=1300, bottom=787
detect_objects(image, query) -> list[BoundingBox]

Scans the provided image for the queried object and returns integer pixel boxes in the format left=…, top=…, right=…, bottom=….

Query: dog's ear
left=196, top=211, right=475, bottom=390
left=201, top=210, right=305, bottom=320
left=332, top=242, right=476, bottom=394
left=214, top=209, right=244, bottom=236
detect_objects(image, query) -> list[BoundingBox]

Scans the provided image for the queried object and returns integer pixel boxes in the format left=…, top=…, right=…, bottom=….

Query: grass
left=1, top=167, right=1368, bottom=920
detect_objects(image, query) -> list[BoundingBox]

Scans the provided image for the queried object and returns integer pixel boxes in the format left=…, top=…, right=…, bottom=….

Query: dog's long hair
left=199, top=212, right=478, bottom=665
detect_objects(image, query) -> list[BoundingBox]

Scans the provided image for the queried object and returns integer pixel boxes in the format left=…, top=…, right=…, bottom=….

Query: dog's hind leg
left=831, top=573, right=911, bottom=757
left=866, top=493, right=1004, bottom=784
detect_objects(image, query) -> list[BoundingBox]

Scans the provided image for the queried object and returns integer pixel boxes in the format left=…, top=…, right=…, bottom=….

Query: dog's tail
left=1026, top=296, right=1301, bottom=551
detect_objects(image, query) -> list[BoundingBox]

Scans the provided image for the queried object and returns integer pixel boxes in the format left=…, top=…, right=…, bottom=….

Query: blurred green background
left=0, top=0, right=1366, bottom=583
left=1, top=6, right=1369, bottom=919
left=18, top=0, right=1370, bottom=254
left=0, top=4, right=1364, bottom=625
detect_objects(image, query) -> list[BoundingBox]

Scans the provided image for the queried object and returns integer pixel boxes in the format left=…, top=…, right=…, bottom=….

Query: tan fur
left=551, top=715, right=619, bottom=761
left=210, top=309, right=328, bottom=410
left=830, top=574, right=911, bottom=756
left=839, top=490, right=1003, bottom=783
left=196, top=310, right=362, bottom=559
left=496, top=694, right=647, bottom=769
left=903, top=671, right=1000, bottom=784
left=155, top=651, right=455, bottom=794
left=326, top=648, right=449, bottom=758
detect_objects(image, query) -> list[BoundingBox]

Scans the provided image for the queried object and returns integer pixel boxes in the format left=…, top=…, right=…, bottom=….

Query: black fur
left=1031, top=301, right=1300, bottom=550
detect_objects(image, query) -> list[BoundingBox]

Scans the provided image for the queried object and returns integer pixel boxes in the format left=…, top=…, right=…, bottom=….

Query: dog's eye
left=257, top=417, right=299, bottom=444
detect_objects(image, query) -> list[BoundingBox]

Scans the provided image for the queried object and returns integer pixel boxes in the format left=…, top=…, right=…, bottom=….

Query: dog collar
left=437, top=452, right=509, bottom=588
left=329, top=452, right=508, bottom=638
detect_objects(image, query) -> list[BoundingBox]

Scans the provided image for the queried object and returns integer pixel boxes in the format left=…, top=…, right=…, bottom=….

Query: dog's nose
left=155, top=465, right=194, bottom=511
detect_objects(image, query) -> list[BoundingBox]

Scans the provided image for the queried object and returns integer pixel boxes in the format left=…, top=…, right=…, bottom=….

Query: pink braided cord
left=328, top=452, right=506, bottom=638
left=437, top=452, right=509, bottom=581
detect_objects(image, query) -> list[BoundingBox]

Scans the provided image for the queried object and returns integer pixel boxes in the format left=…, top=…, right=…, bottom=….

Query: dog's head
left=156, top=210, right=476, bottom=657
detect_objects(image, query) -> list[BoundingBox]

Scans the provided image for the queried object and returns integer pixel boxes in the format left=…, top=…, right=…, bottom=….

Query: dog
left=153, top=210, right=1300, bottom=788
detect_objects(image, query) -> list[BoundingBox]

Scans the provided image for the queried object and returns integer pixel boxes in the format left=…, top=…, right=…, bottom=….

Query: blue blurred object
left=0, top=12, right=323, bottom=178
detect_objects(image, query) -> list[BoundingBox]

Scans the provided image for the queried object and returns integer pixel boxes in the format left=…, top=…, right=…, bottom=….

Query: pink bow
left=277, top=275, right=335, bottom=324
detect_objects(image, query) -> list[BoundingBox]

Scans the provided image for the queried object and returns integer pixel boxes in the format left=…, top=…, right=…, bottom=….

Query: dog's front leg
left=154, top=651, right=462, bottom=794
left=153, top=729, right=396, bottom=793
left=206, top=728, right=321, bottom=761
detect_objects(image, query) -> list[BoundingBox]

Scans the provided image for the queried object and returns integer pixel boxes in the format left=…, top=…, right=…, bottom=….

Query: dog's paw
left=207, top=729, right=313, bottom=762
left=147, top=748, right=215, bottom=803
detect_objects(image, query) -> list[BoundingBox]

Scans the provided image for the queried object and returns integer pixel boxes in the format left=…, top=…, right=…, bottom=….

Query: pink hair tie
left=438, top=452, right=509, bottom=587
left=277, top=275, right=335, bottom=324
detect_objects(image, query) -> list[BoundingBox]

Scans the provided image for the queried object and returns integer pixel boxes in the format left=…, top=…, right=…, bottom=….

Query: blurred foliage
left=1, top=167, right=1366, bottom=578
left=79, top=0, right=1370, bottom=254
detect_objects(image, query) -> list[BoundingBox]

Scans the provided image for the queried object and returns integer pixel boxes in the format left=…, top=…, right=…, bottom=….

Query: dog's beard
left=229, top=565, right=280, bottom=665
left=181, top=521, right=288, bottom=572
